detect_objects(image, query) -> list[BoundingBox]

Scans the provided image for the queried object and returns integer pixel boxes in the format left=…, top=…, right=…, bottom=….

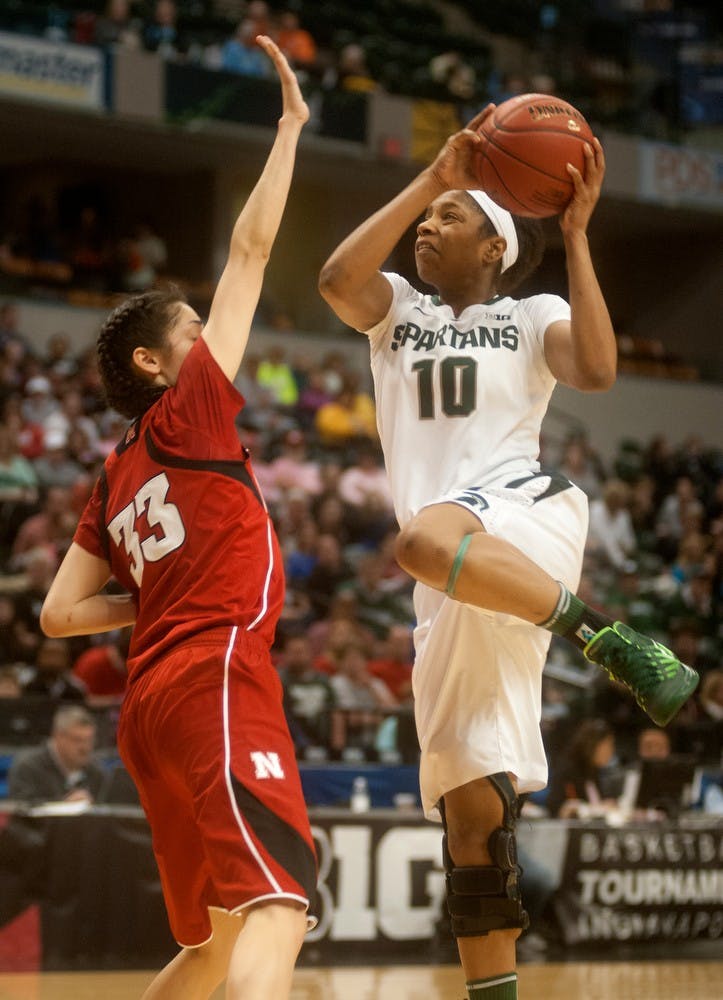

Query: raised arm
left=543, top=138, right=617, bottom=392
left=202, top=36, right=309, bottom=381
left=318, top=107, right=493, bottom=333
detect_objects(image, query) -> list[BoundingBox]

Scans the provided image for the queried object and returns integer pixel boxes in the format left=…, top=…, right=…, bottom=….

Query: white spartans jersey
left=365, top=272, right=571, bottom=528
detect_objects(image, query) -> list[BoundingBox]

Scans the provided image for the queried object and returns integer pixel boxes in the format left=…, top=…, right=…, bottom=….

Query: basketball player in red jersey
left=40, top=37, right=314, bottom=1000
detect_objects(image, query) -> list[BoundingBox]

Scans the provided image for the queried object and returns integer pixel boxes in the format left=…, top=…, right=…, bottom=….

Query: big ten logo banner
left=555, top=824, right=723, bottom=945
left=305, top=818, right=445, bottom=953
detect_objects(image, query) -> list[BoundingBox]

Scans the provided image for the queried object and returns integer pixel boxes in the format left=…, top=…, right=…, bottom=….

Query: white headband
left=466, top=190, right=519, bottom=273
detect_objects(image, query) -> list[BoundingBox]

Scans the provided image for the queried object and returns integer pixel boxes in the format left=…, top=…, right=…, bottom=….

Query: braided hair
left=96, top=286, right=186, bottom=420
left=466, top=195, right=546, bottom=297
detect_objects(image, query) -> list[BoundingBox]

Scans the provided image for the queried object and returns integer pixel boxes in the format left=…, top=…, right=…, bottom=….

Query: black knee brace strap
left=441, top=773, right=529, bottom=938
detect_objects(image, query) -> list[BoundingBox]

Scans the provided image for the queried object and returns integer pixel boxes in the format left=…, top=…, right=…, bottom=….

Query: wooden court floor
left=0, top=962, right=720, bottom=1000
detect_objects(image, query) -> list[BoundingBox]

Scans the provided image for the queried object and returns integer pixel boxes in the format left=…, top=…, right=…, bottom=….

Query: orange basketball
left=474, top=93, right=595, bottom=218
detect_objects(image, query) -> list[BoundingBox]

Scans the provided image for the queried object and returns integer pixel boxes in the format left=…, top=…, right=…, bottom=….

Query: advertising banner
left=555, top=824, right=723, bottom=946
left=0, top=31, right=104, bottom=109
left=639, top=139, right=723, bottom=210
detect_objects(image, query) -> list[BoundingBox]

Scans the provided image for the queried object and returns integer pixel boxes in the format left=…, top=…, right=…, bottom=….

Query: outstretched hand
left=559, top=136, right=605, bottom=235
left=257, top=34, right=309, bottom=128
left=428, top=104, right=495, bottom=192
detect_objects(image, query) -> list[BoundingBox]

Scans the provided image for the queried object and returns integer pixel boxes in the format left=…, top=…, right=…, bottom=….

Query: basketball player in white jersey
left=319, top=105, right=698, bottom=1000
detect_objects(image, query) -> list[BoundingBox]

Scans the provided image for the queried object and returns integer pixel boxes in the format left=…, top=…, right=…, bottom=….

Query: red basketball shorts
left=117, top=626, right=317, bottom=947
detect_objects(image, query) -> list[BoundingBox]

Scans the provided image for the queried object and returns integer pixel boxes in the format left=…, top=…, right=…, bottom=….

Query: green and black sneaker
left=584, top=622, right=699, bottom=727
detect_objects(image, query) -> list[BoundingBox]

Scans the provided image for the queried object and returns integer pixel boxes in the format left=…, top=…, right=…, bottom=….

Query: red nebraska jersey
left=74, top=338, right=284, bottom=684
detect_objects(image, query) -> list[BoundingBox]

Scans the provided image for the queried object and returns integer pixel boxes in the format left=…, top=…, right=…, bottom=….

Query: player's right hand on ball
left=429, top=103, right=495, bottom=192
left=257, top=34, right=309, bottom=128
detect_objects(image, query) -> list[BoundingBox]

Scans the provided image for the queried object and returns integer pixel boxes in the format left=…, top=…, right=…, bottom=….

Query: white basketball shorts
left=412, top=471, right=588, bottom=820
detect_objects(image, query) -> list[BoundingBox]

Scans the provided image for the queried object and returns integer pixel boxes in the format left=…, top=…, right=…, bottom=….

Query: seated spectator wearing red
left=368, top=623, right=414, bottom=703
left=72, top=627, right=130, bottom=701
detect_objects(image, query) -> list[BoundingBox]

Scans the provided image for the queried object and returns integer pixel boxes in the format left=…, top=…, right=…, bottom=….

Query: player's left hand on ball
left=430, top=106, right=495, bottom=191
left=559, top=136, right=605, bottom=235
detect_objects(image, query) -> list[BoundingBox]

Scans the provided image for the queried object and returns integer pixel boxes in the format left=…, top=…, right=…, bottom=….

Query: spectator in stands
left=307, top=591, right=372, bottom=660
left=7, top=704, right=104, bottom=803
left=143, top=0, right=180, bottom=58
left=283, top=516, right=319, bottom=584
left=68, top=205, right=111, bottom=291
left=557, top=435, right=604, bottom=500
left=0, top=566, right=49, bottom=668
left=11, top=486, right=75, bottom=564
left=72, top=627, right=131, bottom=702
left=315, top=378, right=377, bottom=446
left=94, top=0, right=142, bottom=49
left=256, top=344, right=299, bottom=406
left=0, top=302, right=32, bottom=354
left=43, top=331, right=78, bottom=381
left=222, top=19, right=273, bottom=77
left=655, top=475, right=704, bottom=560
left=629, top=473, right=657, bottom=551
left=636, top=725, right=671, bottom=762
left=0, top=665, right=22, bottom=697
left=318, top=350, right=347, bottom=397
left=21, top=375, right=58, bottom=428
left=295, top=366, right=332, bottom=430
left=0, top=421, right=39, bottom=554
left=368, top=623, right=414, bottom=703
left=42, top=387, right=100, bottom=455
left=331, top=44, right=378, bottom=94
left=32, top=430, right=85, bottom=490
left=312, top=491, right=352, bottom=547
left=0, top=422, right=39, bottom=504
left=276, top=10, right=318, bottom=75
left=429, top=50, right=477, bottom=106
left=546, top=718, right=619, bottom=819
left=280, top=633, right=336, bottom=752
left=245, top=0, right=272, bottom=37
left=339, top=552, right=414, bottom=640
left=698, top=669, right=723, bottom=723
left=117, top=219, right=168, bottom=292
left=305, top=532, right=354, bottom=618
left=330, top=641, right=396, bottom=751
left=338, top=440, right=394, bottom=525
left=586, top=478, right=637, bottom=572
left=644, top=434, right=677, bottom=503
left=22, top=637, right=86, bottom=701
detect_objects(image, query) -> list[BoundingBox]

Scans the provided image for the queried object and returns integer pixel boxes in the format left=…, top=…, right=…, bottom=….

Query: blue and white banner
left=0, top=31, right=104, bottom=109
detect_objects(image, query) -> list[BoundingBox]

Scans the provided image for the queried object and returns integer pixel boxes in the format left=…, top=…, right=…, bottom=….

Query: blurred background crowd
left=3, top=0, right=721, bottom=140
left=1, top=285, right=722, bottom=819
